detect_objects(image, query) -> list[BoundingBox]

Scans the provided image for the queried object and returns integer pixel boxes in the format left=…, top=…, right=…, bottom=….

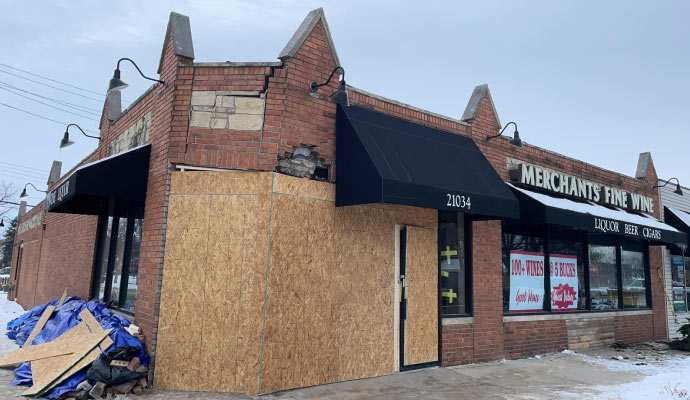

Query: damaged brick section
left=275, top=144, right=330, bottom=181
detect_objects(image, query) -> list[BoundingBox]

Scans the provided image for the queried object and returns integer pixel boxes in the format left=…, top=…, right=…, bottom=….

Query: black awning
left=665, top=207, right=690, bottom=246
left=509, top=184, right=687, bottom=245
left=335, top=105, right=519, bottom=219
left=46, top=144, right=151, bottom=215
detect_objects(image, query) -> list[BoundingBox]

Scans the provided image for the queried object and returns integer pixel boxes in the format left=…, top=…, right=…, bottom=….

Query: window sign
left=671, top=255, right=687, bottom=312
left=509, top=251, right=545, bottom=313
left=549, top=254, right=578, bottom=311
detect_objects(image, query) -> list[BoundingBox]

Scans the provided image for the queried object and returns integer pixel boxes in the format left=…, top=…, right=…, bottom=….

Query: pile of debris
left=3, top=290, right=149, bottom=398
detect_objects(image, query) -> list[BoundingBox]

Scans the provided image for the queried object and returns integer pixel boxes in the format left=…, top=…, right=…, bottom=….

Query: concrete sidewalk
left=0, top=343, right=683, bottom=399
left=264, top=353, right=641, bottom=400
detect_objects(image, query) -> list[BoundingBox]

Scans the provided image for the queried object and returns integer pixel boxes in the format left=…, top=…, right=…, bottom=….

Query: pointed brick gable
left=278, top=8, right=340, bottom=67
left=157, top=12, right=195, bottom=74
left=461, top=84, right=502, bottom=130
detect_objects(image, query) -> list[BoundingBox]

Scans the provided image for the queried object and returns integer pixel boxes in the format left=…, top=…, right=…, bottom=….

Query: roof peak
left=278, top=8, right=340, bottom=66
left=461, top=84, right=502, bottom=129
left=157, top=11, right=195, bottom=74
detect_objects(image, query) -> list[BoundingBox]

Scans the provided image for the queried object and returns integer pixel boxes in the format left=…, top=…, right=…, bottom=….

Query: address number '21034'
left=446, top=194, right=471, bottom=209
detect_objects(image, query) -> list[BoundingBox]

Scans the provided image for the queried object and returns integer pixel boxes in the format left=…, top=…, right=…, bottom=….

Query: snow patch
left=0, top=294, right=24, bottom=355
left=593, top=356, right=690, bottom=399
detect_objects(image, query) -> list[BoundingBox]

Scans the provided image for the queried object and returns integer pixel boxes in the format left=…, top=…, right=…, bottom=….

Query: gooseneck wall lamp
left=107, top=58, right=166, bottom=94
left=310, top=66, right=349, bottom=106
left=652, top=178, right=683, bottom=196
left=0, top=217, right=6, bottom=228
left=485, top=121, right=522, bottom=147
left=20, top=183, right=47, bottom=199
left=60, top=124, right=101, bottom=149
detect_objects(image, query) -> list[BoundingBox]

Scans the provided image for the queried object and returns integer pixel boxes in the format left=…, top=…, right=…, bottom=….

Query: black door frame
left=399, top=226, right=441, bottom=372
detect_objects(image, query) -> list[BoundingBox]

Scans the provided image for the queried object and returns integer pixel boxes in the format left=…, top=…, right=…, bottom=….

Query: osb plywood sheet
left=35, top=323, right=114, bottom=396
left=403, top=226, right=438, bottom=366
left=155, top=194, right=211, bottom=391
left=273, top=173, right=335, bottom=201
left=157, top=171, right=439, bottom=395
left=374, top=204, right=437, bottom=229
left=24, top=305, right=56, bottom=347
left=170, top=170, right=271, bottom=195
left=156, top=171, right=270, bottom=395
left=335, top=205, right=397, bottom=382
left=23, top=329, right=112, bottom=396
left=259, top=194, right=338, bottom=393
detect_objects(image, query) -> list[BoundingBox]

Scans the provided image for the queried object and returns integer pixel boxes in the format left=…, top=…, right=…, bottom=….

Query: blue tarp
left=5, top=296, right=149, bottom=399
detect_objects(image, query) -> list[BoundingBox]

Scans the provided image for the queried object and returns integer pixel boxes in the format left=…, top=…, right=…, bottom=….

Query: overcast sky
left=0, top=0, right=689, bottom=234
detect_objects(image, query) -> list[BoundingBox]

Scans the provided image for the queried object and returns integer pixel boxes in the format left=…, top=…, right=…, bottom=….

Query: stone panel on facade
left=189, top=90, right=265, bottom=130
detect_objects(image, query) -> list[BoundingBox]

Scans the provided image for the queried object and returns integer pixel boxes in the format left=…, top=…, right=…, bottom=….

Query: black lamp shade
left=510, top=130, right=522, bottom=147
left=107, top=69, right=129, bottom=94
left=0, top=220, right=4, bottom=227
left=60, top=131, right=74, bottom=149
left=330, top=80, right=349, bottom=107
left=674, top=184, right=683, bottom=196
left=20, top=188, right=27, bottom=198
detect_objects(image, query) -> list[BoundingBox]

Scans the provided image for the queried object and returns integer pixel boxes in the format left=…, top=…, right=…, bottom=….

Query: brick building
left=8, top=8, right=686, bottom=396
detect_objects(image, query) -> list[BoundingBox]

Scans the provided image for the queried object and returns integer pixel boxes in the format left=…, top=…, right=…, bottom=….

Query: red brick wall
left=9, top=203, right=43, bottom=307
left=34, top=212, right=97, bottom=306
left=470, top=219, right=505, bottom=362
left=441, top=323, right=473, bottom=366
left=503, top=320, right=568, bottom=359
left=614, top=314, right=655, bottom=344
left=183, top=65, right=269, bottom=169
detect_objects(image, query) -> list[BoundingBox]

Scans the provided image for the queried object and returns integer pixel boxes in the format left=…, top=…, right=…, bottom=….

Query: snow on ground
left=569, top=350, right=690, bottom=399
left=0, top=293, right=24, bottom=355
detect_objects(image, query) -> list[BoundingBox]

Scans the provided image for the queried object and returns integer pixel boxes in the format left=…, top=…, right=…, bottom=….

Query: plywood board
left=335, top=205, right=396, bottom=383
left=0, top=330, right=112, bottom=367
left=57, top=290, right=67, bottom=307
left=78, top=309, right=108, bottom=352
left=156, top=170, right=271, bottom=395
left=23, top=305, right=56, bottom=347
left=403, top=226, right=438, bottom=366
left=259, top=193, right=338, bottom=393
left=22, top=329, right=111, bottom=396
left=30, top=322, right=113, bottom=396
left=33, top=310, right=114, bottom=395
left=155, top=171, right=434, bottom=395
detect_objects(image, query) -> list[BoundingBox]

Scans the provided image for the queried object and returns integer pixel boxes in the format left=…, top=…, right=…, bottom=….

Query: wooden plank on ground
left=21, top=329, right=112, bottom=397
left=35, top=311, right=114, bottom=396
left=57, top=290, right=67, bottom=307
left=23, top=306, right=56, bottom=347
left=78, top=309, right=108, bottom=352
left=35, top=336, right=113, bottom=396
left=0, top=331, right=107, bottom=366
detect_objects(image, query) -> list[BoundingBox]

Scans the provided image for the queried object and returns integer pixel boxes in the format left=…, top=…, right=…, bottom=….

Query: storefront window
left=588, top=242, right=619, bottom=310
left=670, top=253, right=689, bottom=313
left=621, top=243, right=647, bottom=309
left=685, top=257, right=690, bottom=308
left=439, top=211, right=467, bottom=315
left=124, top=218, right=142, bottom=313
left=502, top=222, right=545, bottom=313
left=93, top=205, right=143, bottom=314
left=549, top=229, right=586, bottom=311
left=109, top=217, right=128, bottom=305
left=97, top=216, right=113, bottom=301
